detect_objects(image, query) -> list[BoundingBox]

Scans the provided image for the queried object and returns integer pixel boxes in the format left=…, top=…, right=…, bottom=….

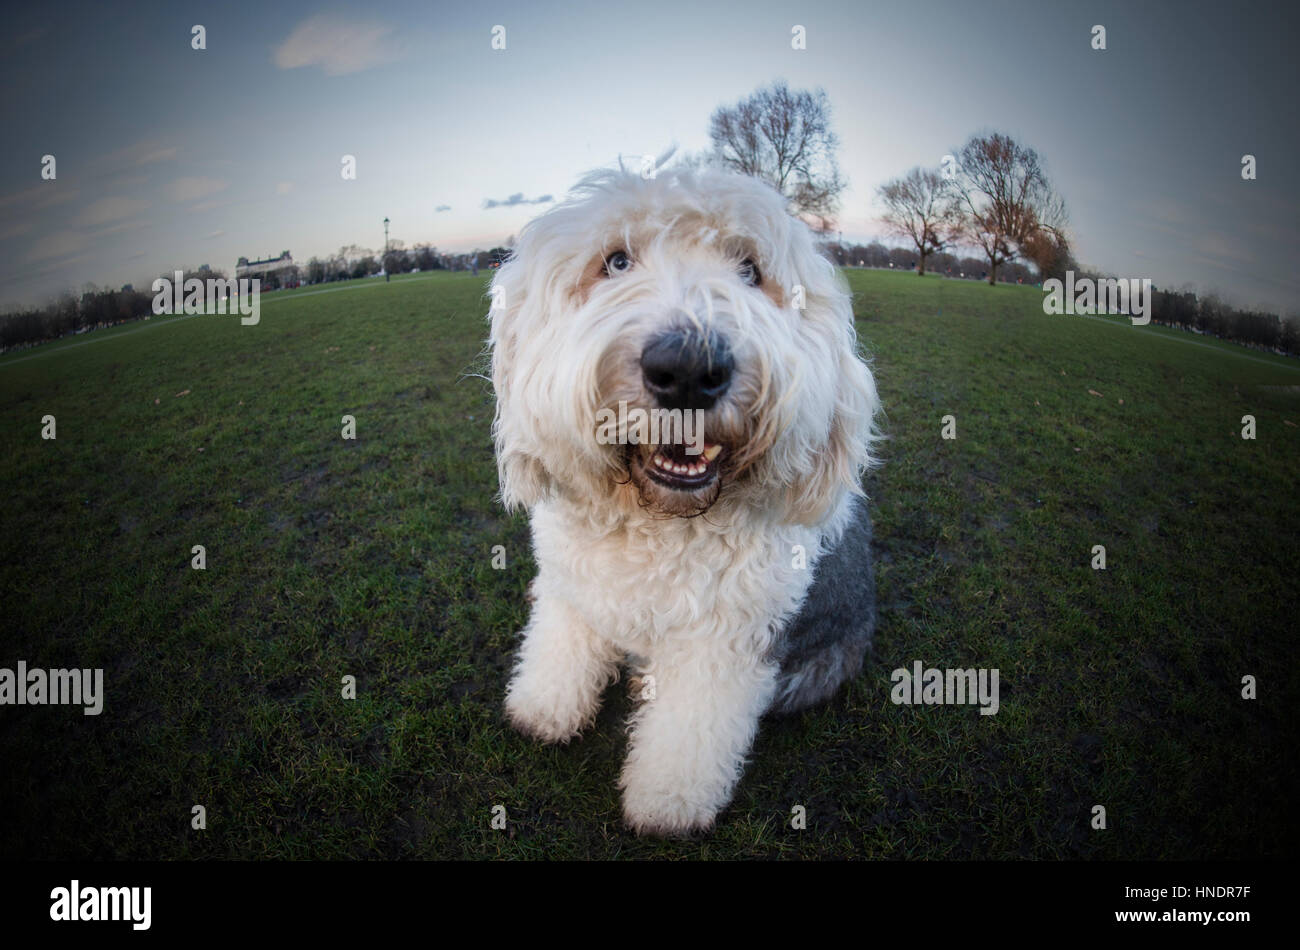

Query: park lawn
left=0, top=268, right=1296, bottom=859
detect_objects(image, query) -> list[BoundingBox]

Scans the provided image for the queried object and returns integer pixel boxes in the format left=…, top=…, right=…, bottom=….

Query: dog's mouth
left=624, top=440, right=728, bottom=516
left=642, top=441, right=725, bottom=490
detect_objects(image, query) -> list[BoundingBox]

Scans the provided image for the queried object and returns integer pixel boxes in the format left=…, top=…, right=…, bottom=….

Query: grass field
left=1, top=268, right=1297, bottom=859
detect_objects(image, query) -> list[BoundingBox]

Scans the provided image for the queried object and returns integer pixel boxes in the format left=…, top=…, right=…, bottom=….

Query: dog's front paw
left=620, top=779, right=720, bottom=837
left=619, top=748, right=731, bottom=836
left=504, top=667, right=593, bottom=745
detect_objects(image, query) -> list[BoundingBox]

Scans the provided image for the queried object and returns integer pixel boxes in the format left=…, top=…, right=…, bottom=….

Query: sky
left=1, top=0, right=1296, bottom=314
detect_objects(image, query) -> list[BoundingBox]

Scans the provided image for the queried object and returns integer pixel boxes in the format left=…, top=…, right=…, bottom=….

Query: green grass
left=1, top=268, right=1296, bottom=859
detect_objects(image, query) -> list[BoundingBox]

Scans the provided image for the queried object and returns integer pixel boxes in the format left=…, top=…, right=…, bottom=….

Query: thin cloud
left=103, top=174, right=149, bottom=190
left=0, top=183, right=79, bottom=214
left=27, top=230, right=87, bottom=263
left=96, top=220, right=146, bottom=238
left=133, top=146, right=178, bottom=166
left=189, top=198, right=232, bottom=213
left=166, top=177, right=229, bottom=203
left=274, top=13, right=400, bottom=76
left=74, top=196, right=150, bottom=229
left=482, top=193, right=553, bottom=209
left=0, top=220, right=33, bottom=240
left=95, top=142, right=178, bottom=177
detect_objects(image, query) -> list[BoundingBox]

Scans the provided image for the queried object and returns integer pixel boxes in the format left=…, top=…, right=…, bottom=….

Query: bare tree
left=708, top=80, right=846, bottom=229
left=953, top=132, right=1067, bottom=284
left=877, top=167, right=961, bottom=276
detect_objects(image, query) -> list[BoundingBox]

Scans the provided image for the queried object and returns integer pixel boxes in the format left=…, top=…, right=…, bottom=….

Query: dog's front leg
left=505, top=592, right=619, bottom=744
left=619, top=640, right=778, bottom=835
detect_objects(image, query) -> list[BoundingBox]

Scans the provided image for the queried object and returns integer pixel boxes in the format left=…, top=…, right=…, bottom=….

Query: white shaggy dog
left=488, top=161, right=881, bottom=835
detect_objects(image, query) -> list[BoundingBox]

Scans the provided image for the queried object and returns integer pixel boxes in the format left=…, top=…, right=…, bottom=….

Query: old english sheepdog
left=487, top=161, right=881, bottom=835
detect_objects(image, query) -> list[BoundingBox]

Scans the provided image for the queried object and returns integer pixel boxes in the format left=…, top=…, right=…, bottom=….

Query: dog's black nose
left=640, top=329, right=734, bottom=410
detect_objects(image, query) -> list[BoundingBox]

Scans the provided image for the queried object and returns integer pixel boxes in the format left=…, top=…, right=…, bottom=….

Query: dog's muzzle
left=629, top=328, right=732, bottom=496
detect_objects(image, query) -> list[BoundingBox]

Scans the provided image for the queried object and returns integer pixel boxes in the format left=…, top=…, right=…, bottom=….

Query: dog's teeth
left=650, top=450, right=717, bottom=480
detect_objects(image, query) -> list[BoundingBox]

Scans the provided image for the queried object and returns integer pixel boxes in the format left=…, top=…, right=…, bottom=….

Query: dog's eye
left=603, top=250, right=632, bottom=276
left=738, top=258, right=761, bottom=286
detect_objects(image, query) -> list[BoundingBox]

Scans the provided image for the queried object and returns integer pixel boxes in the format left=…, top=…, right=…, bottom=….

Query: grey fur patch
left=768, top=498, right=876, bottom=715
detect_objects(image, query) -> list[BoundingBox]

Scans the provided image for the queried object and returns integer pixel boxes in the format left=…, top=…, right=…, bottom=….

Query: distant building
left=236, top=251, right=296, bottom=285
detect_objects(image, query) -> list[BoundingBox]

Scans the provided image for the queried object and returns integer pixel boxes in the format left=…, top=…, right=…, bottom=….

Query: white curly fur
left=488, top=161, right=880, bottom=835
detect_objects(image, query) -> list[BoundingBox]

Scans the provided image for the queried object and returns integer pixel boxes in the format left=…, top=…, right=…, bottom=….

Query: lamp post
left=383, top=217, right=390, bottom=282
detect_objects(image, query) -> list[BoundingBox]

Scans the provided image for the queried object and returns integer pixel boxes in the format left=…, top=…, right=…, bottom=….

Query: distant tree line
left=299, top=243, right=514, bottom=285
left=821, top=240, right=1299, bottom=355
left=1147, top=288, right=1299, bottom=355
left=824, top=240, right=1039, bottom=285
left=0, top=270, right=214, bottom=352
left=0, top=241, right=519, bottom=352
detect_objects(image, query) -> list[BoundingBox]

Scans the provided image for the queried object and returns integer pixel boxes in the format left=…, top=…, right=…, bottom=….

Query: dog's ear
left=496, top=446, right=551, bottom=512
left=788, top=336, right=880, bottom=525
left=489, top=261, right=554, bottom=512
